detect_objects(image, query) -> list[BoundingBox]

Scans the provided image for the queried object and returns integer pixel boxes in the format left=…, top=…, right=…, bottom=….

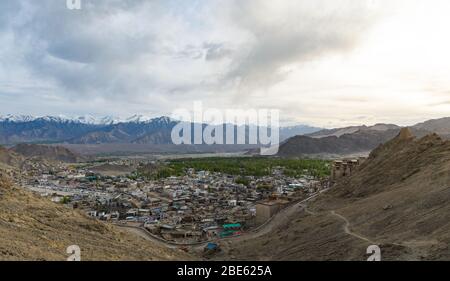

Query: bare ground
left=0, top=173, right=194, bottom=261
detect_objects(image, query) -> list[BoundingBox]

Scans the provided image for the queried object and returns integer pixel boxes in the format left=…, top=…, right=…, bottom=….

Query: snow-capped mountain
left=0, top=114, right=179, bottom=144
left=38, top=116, right=71, bottom=123
left=125, top=114, right=153, bottom=123
left=0, top=114, right=321, bottom=145
left=98, top=116, right=122, bottom=125
left=148, top=116, right=173, bottom=125
left=0, top=114, right=36, bottom=123
left=75, top=115, right=122, bottom=125
left=75, top=115, right=99, bottom=125
left=0, top=114, right=133, bottom=125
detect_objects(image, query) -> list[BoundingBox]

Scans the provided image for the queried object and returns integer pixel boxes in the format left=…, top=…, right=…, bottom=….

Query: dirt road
left=228, top=192, right=325, bottom=243
left=330, top=210, right=375, bottom=244
left=119, top=226, right=179, bottom=249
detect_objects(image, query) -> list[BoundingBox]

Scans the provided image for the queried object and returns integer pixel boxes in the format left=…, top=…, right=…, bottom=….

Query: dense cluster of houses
left=19, top=160, right=325, bottom=243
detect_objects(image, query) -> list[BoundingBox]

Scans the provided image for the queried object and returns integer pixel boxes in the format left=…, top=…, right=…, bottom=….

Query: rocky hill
left=10, top=144, right=81, bottom=163
left=0, top=172, right=192, bottom=261
left=277, top=126, right=432, bottom=157
left=222, top=129, right=450, bottom=260
left=277, top=128, right=398, bottom=157
left=277, top=118, right=450, bottom=157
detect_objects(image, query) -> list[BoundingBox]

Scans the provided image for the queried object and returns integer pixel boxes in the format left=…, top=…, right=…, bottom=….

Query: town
left=14, top=157, right=331, bottom=246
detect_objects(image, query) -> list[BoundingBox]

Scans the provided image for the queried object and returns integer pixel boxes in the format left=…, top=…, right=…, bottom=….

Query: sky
left=1, top=0, right=450, bottom=128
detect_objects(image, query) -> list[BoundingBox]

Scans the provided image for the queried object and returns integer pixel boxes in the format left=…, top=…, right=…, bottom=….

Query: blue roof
left=206, top=243, right=218, bottom=250
left=223, top=223, right=241, bottom=229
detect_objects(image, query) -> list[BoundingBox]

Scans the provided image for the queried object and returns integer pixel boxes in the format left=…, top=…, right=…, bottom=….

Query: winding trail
left=330, top=210, right=375, bottom=244
left=230, top=190, right=327, bottom=242
left=118, top=226, right=180, bottom=249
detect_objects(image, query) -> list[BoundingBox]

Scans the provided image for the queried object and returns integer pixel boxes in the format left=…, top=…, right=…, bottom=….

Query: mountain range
left=277, top=117, right=450, bottom=157
left=0, top=114, right=159, bottom=125
left=0, top=115, right=322, bottom=145
left=3, top=114, right=450, bottom=158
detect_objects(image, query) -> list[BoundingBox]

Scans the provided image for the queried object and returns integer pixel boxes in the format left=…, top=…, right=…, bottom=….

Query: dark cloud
left=204, top=43, right=233, bottom=61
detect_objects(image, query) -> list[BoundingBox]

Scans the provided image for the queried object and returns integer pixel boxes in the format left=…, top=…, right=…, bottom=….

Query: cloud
left=204, top=43, right=233, bottom=61
left=222, top=0, right=381, bottom=90
left=0, top=0, right=389, bottom=124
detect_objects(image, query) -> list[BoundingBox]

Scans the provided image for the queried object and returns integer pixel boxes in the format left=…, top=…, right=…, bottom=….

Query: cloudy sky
left=1, top=0, right=450, bottom=127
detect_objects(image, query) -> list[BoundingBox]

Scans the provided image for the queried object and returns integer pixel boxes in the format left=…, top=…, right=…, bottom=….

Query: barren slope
left=222, top=129, right=450, bottom=260
left=0, top=146, right=22, bottom=169
left=0, top=173, right=192, bottom=261
left=10, top=144, right=81, bottom=163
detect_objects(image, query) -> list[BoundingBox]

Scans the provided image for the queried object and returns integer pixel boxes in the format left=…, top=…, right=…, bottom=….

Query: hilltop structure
left=331, top=158, right=365, bottom=182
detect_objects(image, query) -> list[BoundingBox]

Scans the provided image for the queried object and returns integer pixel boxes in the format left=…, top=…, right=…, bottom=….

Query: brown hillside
left=10, top=144, right=80, bottom=163
left=222, top=129, right=450, bottom=260
left=277, top=128, right=401, bottom=157
left=0, top=172, right=192, bottom=261
left=0, top=146, right=22, bottom=168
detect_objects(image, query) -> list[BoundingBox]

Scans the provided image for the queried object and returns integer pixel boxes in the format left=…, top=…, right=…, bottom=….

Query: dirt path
left=330, top=210, right=375, bottom=244
left=118, top=226, right=179, bottom=249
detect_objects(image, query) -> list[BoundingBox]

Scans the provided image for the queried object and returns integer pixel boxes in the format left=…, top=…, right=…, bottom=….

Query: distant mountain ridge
left=278, top=127, right=402, bottom=157
left=3, top=115, right=450, bottom=156
left=0, top=114, right=170, bottom=125
left=278, top=117, right=450, bottom=157
left=0, top=115, right=322, bottom=145
left=307, top=123, right=400, bottom=138
left=412, top=117, right=450, bottom=139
